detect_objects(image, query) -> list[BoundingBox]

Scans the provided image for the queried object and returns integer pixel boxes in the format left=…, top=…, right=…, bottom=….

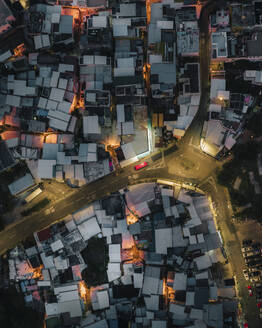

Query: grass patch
left=21, top=198, right=50, bottom=216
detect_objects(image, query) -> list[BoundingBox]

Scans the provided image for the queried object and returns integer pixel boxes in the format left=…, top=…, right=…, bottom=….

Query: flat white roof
left=45, top=303, right=58, bottom=316
left=210, top=79, right=226, bottom=99
left=42, top=143, right=59, bottom=160
left=173, top=272, right=187, bottom=291
left=83, top=116, right=101, bottom=135
left=54, top=284, right=78, bottom=295
left=142, top=266, right=160, bottom=295
left=49, top=88, right=65, bottom=102
left=133, top=272, right=144, bottom=288
left=8, top=173, right=34, bottom=195
left=49, top=118, right=68, bottom=132
left=109, top=244, right=121, bottom=263
left=51, top=239, right=64, bottom=252
left=50, top=71, right=60, bottom=88
left=107, top=262, right=121, bottom=282
left=114, top=67, right=135, bottom=77
left=155, top=228, right=172, bottom=255
left=37, top=159, right=56, bottom=179
left=157, top=20, right=173, bottom=29
left=34, top=35, right=42, bottom=50
left=117, top=57, right=134, bottom=68
left=93, top=16, right=107, bottom=28
left=186, top=291, right=195, bottom=306
left=6, top=94, right=21, bottom=107
left=195, top=254, right=212, bottom=270
left=77, top=217, right=101, bottom=241
left=121, top=142, right=136, bottom=160
left=57, top=290, right=79, bottom=303
left=73, top=205, right=95, bottom=224
left=0, top=50, right=12, bottom=63
left=97, top=290, right=109, bottom=310
left=58, top=299, right=82, bottom=318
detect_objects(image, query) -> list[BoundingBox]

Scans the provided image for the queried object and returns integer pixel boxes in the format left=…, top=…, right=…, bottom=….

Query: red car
left=134, top=162, right=148, bottom=170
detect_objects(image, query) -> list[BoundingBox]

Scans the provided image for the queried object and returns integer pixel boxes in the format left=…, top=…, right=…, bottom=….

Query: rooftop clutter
left=7, top=182, right=237, bottom=327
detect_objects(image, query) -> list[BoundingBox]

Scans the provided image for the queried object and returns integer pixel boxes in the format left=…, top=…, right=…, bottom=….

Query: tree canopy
left=0, top=287, right=43, bottom=328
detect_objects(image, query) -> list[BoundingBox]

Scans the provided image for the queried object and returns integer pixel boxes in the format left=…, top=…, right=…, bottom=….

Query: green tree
left=0, top=287, right=43, bottom=328
left=246, top=113, right=262, bottom=137
left=230, top=190, right=248, bottom=207
left=217, top=160, right=238, bottom=186
left=81, top=237, right=109, bottom=287
left=233, top=141, right=259, bottom=161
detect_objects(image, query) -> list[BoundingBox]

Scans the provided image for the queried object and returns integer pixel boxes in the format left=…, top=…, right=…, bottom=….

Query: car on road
left=243, top=249, right=261, bottom=257
left=250, top=273, right=261, bottom=282
left=134, top=162, right=148, bottom=170
left=245, top=254, right=262, bottom=263
left=242, top=239, right=253, bottom=246
left=243, top=269, right=249, bottom=280
left=242, top=246, right=253, bottom=254
left=252, top=242, right=261, bottom=250
left=248, top=287, right=253, bottom=297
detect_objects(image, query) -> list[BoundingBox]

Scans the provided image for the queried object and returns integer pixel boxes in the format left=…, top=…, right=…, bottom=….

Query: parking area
left=239, top=226, right=262, bottom=321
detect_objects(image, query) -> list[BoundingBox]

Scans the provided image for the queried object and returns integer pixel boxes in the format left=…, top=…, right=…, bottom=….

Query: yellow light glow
left=79, top=281, right=88, bottom=299
left=32, top=265, right=44, bottom=279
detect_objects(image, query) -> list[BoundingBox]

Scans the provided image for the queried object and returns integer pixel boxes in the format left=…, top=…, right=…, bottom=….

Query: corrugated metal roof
left=93, top=16, right=107, bottom=28
left=8, top=173, right=34, bottom=195
left=34, top=35, right=42, bottom=50
left=49, top=87, right=65, bottom=102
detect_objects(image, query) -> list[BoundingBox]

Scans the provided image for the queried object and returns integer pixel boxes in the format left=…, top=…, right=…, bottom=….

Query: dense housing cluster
left=5, top=182, right=238, bottom=327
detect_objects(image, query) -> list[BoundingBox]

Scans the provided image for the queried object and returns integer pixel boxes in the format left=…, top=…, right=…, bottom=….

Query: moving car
left=134, top=162, right=148, bottom=170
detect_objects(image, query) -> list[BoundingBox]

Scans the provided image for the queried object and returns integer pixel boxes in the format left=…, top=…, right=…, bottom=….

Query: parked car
left=250, top=276, right=261, bottom=283
left=249, top=266, right=262, bottom=272
left=245, top=255, right=262, bottom=263
left=243, top=239, right=253, bottom=246
left=134, top=162, right=148, bottom=170
left=242, top=246, right=253, bottom=253
left=243, top=250, right=261, bottom=258
left=252, top=242, right=261, bottom=250
left=243, top=269, right=249, bottom=280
